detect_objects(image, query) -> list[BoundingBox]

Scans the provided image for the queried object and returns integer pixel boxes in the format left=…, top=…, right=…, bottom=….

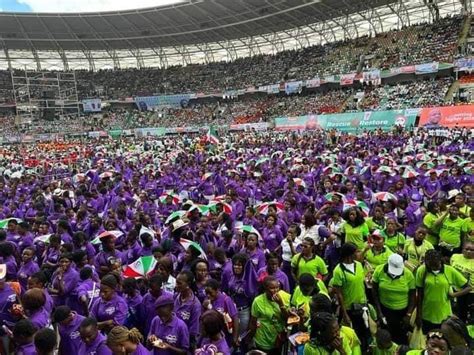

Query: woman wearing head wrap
left=107, top=326, right=149, bottom=355
left=89, top=273, right=128, bottom=332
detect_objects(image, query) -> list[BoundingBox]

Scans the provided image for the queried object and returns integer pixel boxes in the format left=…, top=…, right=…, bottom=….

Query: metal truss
left=0, top=0, right=466, bottom=71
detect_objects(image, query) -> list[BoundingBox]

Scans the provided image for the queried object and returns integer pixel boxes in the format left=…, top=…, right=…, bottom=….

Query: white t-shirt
left=280, top=238, right=301, bottom=262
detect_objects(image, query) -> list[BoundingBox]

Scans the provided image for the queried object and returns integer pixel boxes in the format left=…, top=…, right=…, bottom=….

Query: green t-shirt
left=365, top=246, right=393, bottom=272
left=342, top=222, right=369, bottom=250
left=403, top=239, right=434, bottom=272
left=372, top=264, right=415, bottom=310
left=406, top=351, right=423, bottom=355
left=291, top=253, right=328, bottom=279
left=329, top=261, right=367, bottom=309
left=423, top=212, right=440, bottom=246
left=304, top=326, right=361, bottom=355
left=450, top=253, right=474, bottom=292
left=462, top=217, right=473, bottom=236
left=290, top=280, right=329, bottom=318
left=366, top=217, right=386, bottom=233
left=383, top=232, right=406, bottom=253
left=251, top=290, right=291, bottom=350
left=415, top=265, right=468, bottom=324
left=439, top=217, right=465, bottom=248
left=371, top=342, right=398, bottom=355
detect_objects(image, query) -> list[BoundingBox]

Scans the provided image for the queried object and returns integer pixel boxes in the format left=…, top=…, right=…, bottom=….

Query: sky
left=0, top=0, right=184, bottom=12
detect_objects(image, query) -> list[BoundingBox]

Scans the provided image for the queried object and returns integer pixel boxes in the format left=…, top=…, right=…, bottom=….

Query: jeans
left=238, top=307, right=250, bottom=336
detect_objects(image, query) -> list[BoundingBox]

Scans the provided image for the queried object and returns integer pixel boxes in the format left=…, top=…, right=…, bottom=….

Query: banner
left=88, top=131, right=107, bottom=138
left=134, top=127, right=167, bottom=137
left=419, top=105, right=474, bottom=128
left=389, top=65, right=416, bottom=76
left=305, top=78, right=321, bottom=88
left=229, top=122, right=270, bottom=131
left=82, top=99, right=102, bottom=112
left=415, top=62, right=439, bottom=75
left=362, top=70, right=381, bottom=85
left=340, top=74, right=356, bottom=86
left=134, top=94, right=195, bottom=110
left=454, top=57, right=474, bottom=71
left=108, top=129, right=123, bottom=138
left=285, top=81, right=303, bottom=95
left=267, top=84, right=280, bottom=94
left=275, top=109, right=419, bottom=132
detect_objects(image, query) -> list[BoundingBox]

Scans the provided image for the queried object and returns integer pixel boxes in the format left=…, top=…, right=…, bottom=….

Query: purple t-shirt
left=199, top=337, right=231, bottom=355
left=58, top=312, right=85, bottom=354
left=28, top=307, right=50, bottom=329
left=77, top=332, right=112, bottom=355
left=174, top=293, right=202, bottom=338
left=90, top=294, right=128, bottom=326
left=132, top=343, right=150, bottom=355
left=0, top=284, right=17, bottom=327
left=148, top=315, right=189, bottom=355
left=17, top=260, right=40, bottom=291
left=14, top=342, right=36, bottom=355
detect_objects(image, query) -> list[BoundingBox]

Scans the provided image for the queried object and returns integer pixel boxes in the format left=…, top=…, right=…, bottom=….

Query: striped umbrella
left=293, top=178, right=306, bottom=188
left=373, top=192, right=398, bottom=202
left=256, top=201, right=285, bottom=215
left=164, top=210, right=187, bottom=224
left=343, top=200, right=370, bottom=217
left=91, top=230, right=124, bottom=245
left=325, top=192, right=346, bottom=202
left=99, top=171, right=114, bottom=179
left=201, top=172, right=213, bottom=181
left=235, top=222, right=262, bottom=240
left=159, top=193, right=181, bottom=205
left=180, top=239, right=207, bottom=260
left=123, top=256, right=157, bottom=279
left=208, top=200, right=233, bottom=214
left=402, top=170, right=419, bottom=179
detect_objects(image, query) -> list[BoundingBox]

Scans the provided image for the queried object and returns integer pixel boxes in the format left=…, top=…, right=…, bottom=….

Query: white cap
left=388, top=254, right=404, bottom=276
left=0, top=264, right=6, bottom=280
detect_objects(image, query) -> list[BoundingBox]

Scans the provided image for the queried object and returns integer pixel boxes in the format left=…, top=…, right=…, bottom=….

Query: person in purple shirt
left=257, top=252, right=290, bottom=292
left=106, top=326, right=150, bottom=355
left=72, top=232, right=96, bottom=266
left=241, top=233, right=265, bottom=272
left=0, top=242, right=18, bottom=281
left=49, top=253, right=79, bottom=307
left=41, top=234, right=61, bottom=270
left=422, top=170, right=441, bottom=202
left=139, top=232, right=159, bottom=256
left=174, top=271, right=202, bottom=348
left=27, top=271, right=54, bottom=314
left=52, top=306, right=86, bottom=355
left=78, top=317, right=112, bottom=355
left=193, top=259, right=210, bottom=303
left=197, top=310, right=231, bottom=355
left=261, top=214, right=284, bottom=251
left=203, top=279, right=239, bottom=348
left=141, top=274, right=172, bottom=336
left=21, top=288, right=50, bottom=330
left=11, top=222, right=34, bottom=254
left=122, top=277, right=143, bottom=330
left=33, top=327, right=57, bottom=355
left=148, top=293, right=189, bottom=355
left=0, top=264, right=18, bottom=330
left=90, top=274, right=127, bottom=332
left=12, top=319, right=37, bottom=355
left=75, top=267, right=100, bottom=315
left=95, top=236, right=125, bottom=277
left=17, top=247, right=40, bottom=292
left=57, top=220, right=73, bottom=244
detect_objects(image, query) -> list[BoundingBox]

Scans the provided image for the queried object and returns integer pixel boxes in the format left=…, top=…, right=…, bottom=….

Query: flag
left=179, top=238, right=207, bottom=260
left=123, top=256, right=157, bottom=278
left=205, top=127, right=219, bottom=145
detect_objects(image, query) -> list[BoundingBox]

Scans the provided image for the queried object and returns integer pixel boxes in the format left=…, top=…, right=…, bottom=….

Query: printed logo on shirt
left=179, top=311, right=191, bottom=321
left=165, top=335, right=178, bottom=344
left=87, top=289, right=100, bottom=299
left=105, top=306, right=116, bottom=315
left=70, top=331, right=80, bottom=340
left=7, top=295, right=15, bottom=302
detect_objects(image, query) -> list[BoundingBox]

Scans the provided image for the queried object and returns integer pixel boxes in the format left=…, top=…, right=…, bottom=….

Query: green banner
left=109, top=129, right=123, bottom=138
left=275, top=109, right=420, bottom=132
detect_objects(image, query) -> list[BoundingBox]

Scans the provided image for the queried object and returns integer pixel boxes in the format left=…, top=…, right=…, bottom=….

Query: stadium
left=0, top=0, right=472, bottom=354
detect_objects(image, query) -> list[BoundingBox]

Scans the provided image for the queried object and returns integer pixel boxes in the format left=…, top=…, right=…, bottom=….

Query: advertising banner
left=389, top=65, right=416, bottom=76
left=267, top=84, right=280, bottom=94
left=419, top=105, right=474, bottom=128
left=285, top=81, right=303, bottom=95
left=362, top=70, right=381, bottom=85
left=305, top=78, right=321, bottom=88
left=82, top=99, right=102, bottom=112
left=340, top=74, right=356, bottom=86
left=135, top=127, right=167, bottom=137
left=275, top=109, right=419, bottom=132
left=108, top=130, right=123, bottom=138
left=454, top=57, right=474, bottom=71
left=88, top=131, right=107, bottom=138
left=229, top=122, right=270, bottom=131
left=415, top=62, right=439, bottom=75
left=134, top=94, right=195, bottom=110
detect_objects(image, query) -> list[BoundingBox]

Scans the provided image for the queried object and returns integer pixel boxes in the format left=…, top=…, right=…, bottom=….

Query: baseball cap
left=388, top=254, right=404, bottom=276
left=155, top=293, right=174, bottom=308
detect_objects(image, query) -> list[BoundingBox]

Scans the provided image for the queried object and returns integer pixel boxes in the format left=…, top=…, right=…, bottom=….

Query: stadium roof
left=0, top=0, right=465, bottom=70
left=0, top=0, right=398, bottom=51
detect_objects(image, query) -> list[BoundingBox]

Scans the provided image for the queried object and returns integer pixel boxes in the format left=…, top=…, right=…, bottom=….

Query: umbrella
left=373, top=192, right=398, bottom=202
left=416, top=153, right=430, bottom=161
left=235, top=222, right=262, bottom=240
left=359, top=166, right=370, bottom=175
left=139, top=225, right=156, bottom=239
left=99, top=171, right=114, bottom=179
left=377, top=166, right=393, bottom=174
left=416, top=161, right=435, bottom=169
left=159, top=193, right=181, bottom=205
left=33, top=234, right=54, bottom=244
left=256, top=157, right=270, bottom=166
left=10, top=171, right=22, bottom=179
left=325, top=193, right=346, bottom=202
left=72, top=173, right=87, bottom=184
left=402, top=170, right=419, bottom=179
left=165, top=210, right=186, bottom=224
left=0, top=218, right=22, bottom=229
left=293, top=178, right=306, bottom=188
left=91, top=230, right=124, bottom=245
left=343, top=200, right=370, bottom=217
left=123, top=256, right=157, bottom=279
left=180, top=238, right=207, bottom=260
left=201, top=172, right=213, bottom=181
left=402, top=156, right=414, bottom=163
left=208, top=201, right=233, bottom=215
left=322, top=165, right=341, bottom=175
left=256, top=201, right=285, bottom=215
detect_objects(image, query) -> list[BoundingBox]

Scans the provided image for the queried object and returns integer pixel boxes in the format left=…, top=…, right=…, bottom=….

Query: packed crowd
left=0, top=128, right=471, bottom=355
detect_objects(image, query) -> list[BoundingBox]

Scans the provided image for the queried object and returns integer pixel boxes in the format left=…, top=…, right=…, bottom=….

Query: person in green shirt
left=403, top=227, right=434, bottom=272
left=435, top=205, right=466, bottom=256
left=365, top=205, right=386, bottom=233
left=246, top=276, right=291, bottom=354
left=329, top=243, right=368, bottom=351
left=291, top=237, right=329, bottom=282
left=362, top=230, right=393, bottom=274
left=371, top=254, right=415, bottom=345
left=450, top=241, right=474, bottom=323
left=371, top=329, right=398, bottom=355
left=304, top=312, right=361, bottom=355
left=453, top=193, right=471, bottom=219
left=406, top=331, right=450, bottom=355
left=440, top=316, right=473, bottom=350
left=415, top=249, right=472, bottom=333
left=341, top=208, right=369, bottom=250
left=461, top=209, right=473, bottom=241
left=381, top=218, right=406, bottom=254
left=291, top=273, right=329, bottom=322
left=423, top=201, right=441, bottom=246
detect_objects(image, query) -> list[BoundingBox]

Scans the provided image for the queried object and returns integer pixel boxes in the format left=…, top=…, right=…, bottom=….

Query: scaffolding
left=11, top=70, right=81, bottom=122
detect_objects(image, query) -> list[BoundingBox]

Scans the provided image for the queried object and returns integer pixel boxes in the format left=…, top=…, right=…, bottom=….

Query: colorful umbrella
left=377, top=166, right=393, bottom=174
left=402, top=170, right=419, bottom=179
left=256, top=157, right=270, bottom=166
left=373, top=192, right=398, bottom=202
left=33, top=234, right=53, bottom=244
left=343, top=200, right=370, bottom=217
left=416, top=153, right=430, bottom=161
left=293, top=178, right=306, bottom=188
left=235, top=222, right=262, bottom=240
left=139, top=225, right=156, bottom=239
left=256, top=201, right=285, bottom=215
left=416, top=161, right=435, bottom=169
left=91, top=230, right=124, bottom=245
left=201, top=172, right=213, bottom=181
left=324, top=193, right=345, bottom=202
left=0, top=218, right=22, bottom=229
left=208, top=201, right=233, bottom=215
left=159, top=193, right=181, bottom=205
left=180, top=238, right=207, bottom=260
left=164, top=210, right=186, bottom=224
left=99, top=171, right=114, bottom=179
left=402, top=156, right=414, bottom=163
left=123, top=256, right=157, bottom=279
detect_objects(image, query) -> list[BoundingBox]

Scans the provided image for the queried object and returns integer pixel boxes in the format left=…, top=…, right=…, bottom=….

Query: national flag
left=205, top=127, right=219, bottom=144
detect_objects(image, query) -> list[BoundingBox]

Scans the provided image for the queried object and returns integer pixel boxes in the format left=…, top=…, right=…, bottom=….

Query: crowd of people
left=0, top=127, right=470, bottom=355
